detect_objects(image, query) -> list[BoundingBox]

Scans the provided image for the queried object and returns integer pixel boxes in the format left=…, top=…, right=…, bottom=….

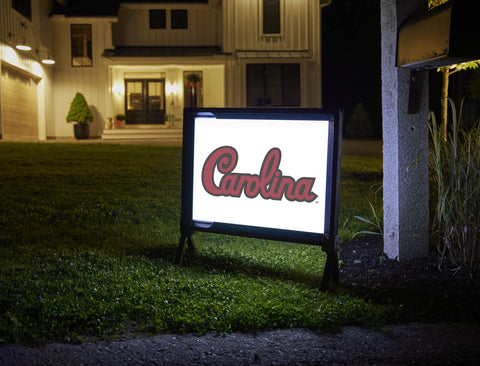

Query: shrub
left=429, top=99, right=480, bottom=279
left=345, top=103, right=373, bottom=139
left=66, top=92, right=93, bottom=124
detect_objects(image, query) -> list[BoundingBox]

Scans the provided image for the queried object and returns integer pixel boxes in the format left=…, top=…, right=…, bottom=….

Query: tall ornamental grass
left=429, top=99, right=480, bottom=279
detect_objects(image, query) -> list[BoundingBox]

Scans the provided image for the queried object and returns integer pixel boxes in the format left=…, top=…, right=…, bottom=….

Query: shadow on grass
left=185, top=248, right=323, bottom=289
left=113, top=237, right=326, bottom=289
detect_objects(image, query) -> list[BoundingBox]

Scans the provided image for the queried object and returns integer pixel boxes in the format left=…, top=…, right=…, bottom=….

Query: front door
left=125, top=79, right=165, bottom=124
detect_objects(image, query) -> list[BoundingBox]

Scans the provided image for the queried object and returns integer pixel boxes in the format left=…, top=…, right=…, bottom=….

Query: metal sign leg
left=175, top=234, right=195, bottom=265
left=320, top=237, right=339, bottom=291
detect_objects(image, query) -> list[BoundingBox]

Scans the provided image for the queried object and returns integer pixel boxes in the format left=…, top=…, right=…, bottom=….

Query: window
left=12, top=0, right=31, bottom=20
left=247, top=64, right=300, bottom=107
left=71, top=25, right=92, bottom=67
left=184, top=71, right=203, bottom=108
left=263, top=0, right=281, bottom=34
left=171, top=9, right=188, bottom=29
left=149, top=9, right=166, bottom=29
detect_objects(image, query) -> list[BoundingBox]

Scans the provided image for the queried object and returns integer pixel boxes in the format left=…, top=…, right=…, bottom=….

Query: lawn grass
left=0, top=142, right=383, bottom=344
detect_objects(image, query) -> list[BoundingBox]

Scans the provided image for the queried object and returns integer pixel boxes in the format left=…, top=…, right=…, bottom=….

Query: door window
left=125, top=79, right=165, bottom=124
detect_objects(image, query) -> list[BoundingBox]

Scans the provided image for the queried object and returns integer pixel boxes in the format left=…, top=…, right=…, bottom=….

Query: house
left=0, top=0, right=331, bottom=141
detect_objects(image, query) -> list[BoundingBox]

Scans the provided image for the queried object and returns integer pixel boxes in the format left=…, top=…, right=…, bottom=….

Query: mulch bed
left=338, top=236, right=480, bottom=323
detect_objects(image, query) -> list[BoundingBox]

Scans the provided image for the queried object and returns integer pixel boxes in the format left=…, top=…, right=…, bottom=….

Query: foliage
left=184, top=72, right=202, bottom=86
left=66, top=92, right=93, bottom=124
left=429, top=99, right=480, bottom=279
left=115, top=114, right=126, bottom=121
left=338, top=156, right=383, bottom=241
left=0, top=144, right=386, bottom=343
left=345, top=103, right=374, bottom=140
left=352, top=198, right=383, bottom=239
left=437, top=61, right=480, bottom=141
left=428, top=0, right=449, bottom=9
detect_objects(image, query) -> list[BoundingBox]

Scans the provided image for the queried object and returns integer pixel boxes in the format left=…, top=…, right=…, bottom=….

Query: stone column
left=381, top=0, right=429, bottom=260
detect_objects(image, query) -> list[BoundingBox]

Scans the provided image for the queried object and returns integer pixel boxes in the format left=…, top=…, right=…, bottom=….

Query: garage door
left=1, top=65, right=38, bottom=140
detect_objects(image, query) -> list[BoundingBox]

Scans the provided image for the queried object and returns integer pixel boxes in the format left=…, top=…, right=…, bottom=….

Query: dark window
left=12, top=0, right=31, bottom=20
left=149, top=9, right=166, bottom=29
left=71, top=24, right=92, bottom=67
left=263, top=0, right=280, bottom=34
left=171, top=9, right=188, bottom=29
left=247, top=63, right=300, bottom=107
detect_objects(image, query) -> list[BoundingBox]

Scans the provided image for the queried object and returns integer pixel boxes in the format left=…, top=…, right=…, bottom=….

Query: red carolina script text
left=202, top=146, right=318, bottom=202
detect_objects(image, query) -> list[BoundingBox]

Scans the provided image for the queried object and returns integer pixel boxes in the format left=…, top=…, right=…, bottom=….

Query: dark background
left=322, top=0, right=382, bottom=139
left=322, top=0, right=480, bottom=139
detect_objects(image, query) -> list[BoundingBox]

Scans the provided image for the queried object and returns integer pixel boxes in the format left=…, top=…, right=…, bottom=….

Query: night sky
left=322, top=0, right=382, bottom=139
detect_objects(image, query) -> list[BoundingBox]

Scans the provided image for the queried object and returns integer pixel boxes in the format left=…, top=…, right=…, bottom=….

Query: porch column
left=381, top=0, right=429, bottom=260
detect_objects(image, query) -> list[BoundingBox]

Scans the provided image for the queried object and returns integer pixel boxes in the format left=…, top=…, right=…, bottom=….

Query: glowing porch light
left=112, top=83, right=125, bottom=95
left=166, top=82, right=178, bottom=95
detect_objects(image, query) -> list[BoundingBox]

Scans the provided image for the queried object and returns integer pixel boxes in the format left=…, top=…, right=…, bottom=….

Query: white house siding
left=112, top=4, right=221, bottom=47
left=0, top=0, right=54, bottom=140
left=222, top=0, right=323, bottom=108
left=222, top=0, right=311, bottom=52
left=50, top=19, right=113, bottom=138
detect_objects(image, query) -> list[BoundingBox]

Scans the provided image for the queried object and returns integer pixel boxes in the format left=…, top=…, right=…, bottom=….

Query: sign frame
left=176, top=108, right=342, bottom=289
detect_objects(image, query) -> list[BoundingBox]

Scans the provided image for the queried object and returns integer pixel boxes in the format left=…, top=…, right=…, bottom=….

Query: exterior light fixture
left=36, top=49, right=55, bottom=65
left=16, top=41, right=31, bottom=51
left=166, top=82, right=178, bottom=95
left=10, top=23, right=31, bottom=51
left=112, top=83, right=124, bottom=95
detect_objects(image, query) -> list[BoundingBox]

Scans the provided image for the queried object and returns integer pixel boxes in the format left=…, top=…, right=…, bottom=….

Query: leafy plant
left=351, top=181, right=383, bottom=239
left=428, top=0, right=449, bottom=9
left=66, top=92, right=93, bottom=124
left=437, top=61, right=480, bottom=141
left=429, top=98, right=480, bottom=279
left=352, top=199, right=383, bottom=239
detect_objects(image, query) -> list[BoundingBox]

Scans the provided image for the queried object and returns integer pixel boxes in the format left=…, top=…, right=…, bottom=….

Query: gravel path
left=2, top=322, right=480, bottom=365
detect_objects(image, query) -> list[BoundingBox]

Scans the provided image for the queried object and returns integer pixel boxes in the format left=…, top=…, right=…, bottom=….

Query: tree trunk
left=440, top=68, right=449, bottom=141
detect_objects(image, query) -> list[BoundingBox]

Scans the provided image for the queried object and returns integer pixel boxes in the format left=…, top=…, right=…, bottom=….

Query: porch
left=102, top=124, right=182, bottom=143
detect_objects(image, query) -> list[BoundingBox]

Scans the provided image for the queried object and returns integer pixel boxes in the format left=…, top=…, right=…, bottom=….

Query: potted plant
left=66, top=92, right=93, bottom=139
left=115, top=114, right=126, bottom=128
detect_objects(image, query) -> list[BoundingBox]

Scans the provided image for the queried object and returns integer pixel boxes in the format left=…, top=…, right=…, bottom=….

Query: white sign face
left=192, top=117, right=330, bottom=234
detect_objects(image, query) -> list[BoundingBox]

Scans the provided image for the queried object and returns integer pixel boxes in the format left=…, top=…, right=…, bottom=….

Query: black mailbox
left=397, top=0, right=480, bottom=68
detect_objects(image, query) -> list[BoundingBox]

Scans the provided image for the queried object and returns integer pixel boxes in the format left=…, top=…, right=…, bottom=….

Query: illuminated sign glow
left=178, top=108, right=342, bottom=288
left=189, top=114, right=331, bottom=236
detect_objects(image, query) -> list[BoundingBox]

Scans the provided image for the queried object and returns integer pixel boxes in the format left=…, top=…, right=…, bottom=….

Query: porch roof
left=236, top=50, right=312, bottom=59
left=102, top=46, right=227, bottom=58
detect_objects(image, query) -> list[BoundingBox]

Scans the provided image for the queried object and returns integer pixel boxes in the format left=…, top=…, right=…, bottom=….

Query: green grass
left=0, top=142, right=384, bottom=344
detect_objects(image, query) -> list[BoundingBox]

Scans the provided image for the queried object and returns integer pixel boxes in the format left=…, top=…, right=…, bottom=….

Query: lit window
left=184, top=71, right=203, bottom=108
left=71, top=24, right=92, bottom=67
